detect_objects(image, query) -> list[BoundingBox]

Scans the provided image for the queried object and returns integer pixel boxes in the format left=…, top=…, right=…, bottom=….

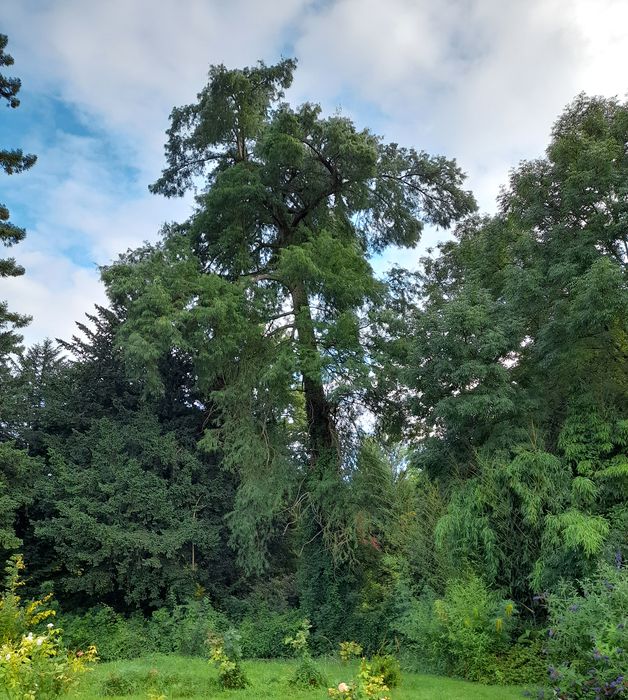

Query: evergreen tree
left=102, top=58, right=475, bottom=635
left=18, top=306, right=236, bottom=608
left=0, top=33, right=36, bottom=353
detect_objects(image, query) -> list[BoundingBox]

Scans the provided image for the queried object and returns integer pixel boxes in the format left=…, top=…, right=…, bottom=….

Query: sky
left=1, top=0, right=627, bottom=346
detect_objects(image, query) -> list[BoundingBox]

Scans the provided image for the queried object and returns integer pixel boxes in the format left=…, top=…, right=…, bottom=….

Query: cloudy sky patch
left=1, top=0, right=627, bottom=345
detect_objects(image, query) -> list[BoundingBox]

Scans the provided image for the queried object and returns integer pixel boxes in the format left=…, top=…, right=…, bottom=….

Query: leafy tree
left=402, top=95, right=628, bottom=601
left=0, top=33, right=36, bottom=353
left=103, top=59, right=475, bottom=598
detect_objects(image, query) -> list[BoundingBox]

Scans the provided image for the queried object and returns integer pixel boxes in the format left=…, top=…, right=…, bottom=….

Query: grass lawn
left=71, top=654, right=529, bottom=699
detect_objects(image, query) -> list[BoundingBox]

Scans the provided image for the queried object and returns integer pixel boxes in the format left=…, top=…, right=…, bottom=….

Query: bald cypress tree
left=103, top=58, right=475, bottom=633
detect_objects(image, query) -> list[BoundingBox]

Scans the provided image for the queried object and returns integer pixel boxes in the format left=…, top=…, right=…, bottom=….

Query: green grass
left=70, top=654, right=528, bottom=699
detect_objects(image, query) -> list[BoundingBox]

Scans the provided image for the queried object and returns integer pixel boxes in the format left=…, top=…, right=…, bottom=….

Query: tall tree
left=103, top=56, right=475, bottom=620
left=0, top=33, right=36, bottom=354
left=402, top=95, right=628, bottom=600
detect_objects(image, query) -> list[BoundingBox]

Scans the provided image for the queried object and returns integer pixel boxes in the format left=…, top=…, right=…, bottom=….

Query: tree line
left=1, top=44, right=626, bottom=690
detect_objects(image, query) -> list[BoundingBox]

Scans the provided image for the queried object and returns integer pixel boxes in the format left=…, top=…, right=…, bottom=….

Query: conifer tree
left=0, top=33, right=36, bottom=354
left=103, top=57, right=475, bottom=626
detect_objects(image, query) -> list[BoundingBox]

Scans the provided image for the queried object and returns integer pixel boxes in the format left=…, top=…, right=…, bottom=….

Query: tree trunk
left=290, top=282, right=336, bottom=466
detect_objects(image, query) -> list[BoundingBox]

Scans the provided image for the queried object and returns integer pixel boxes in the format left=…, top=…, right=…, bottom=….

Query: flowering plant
left=328, top=658, right=391, bottom=700
left=0, top=556, right=97, bottom=699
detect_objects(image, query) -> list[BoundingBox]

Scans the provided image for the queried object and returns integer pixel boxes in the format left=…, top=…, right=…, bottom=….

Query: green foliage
left=0, top=555, right=97, bottom=699
left=328, top=658, right=392, bottom=700
left=0, top=443, right=37, bottom=557
left=148, top=600, right=228, bottom=657
left=0, top=33, right=36, bottom=350
left=104, top=56, right=475, bottom=588
left=290, top=656, right=328, bottom=690
left=283, top=619, right=327, bottom=689
left=339, top=641, right=363, bottom=663
left=396, top=575, right=518, bottom=683
left=236, top=606, right=302, bottom=659
left=76, top=655, right=525, bottom=699
left=544, top=565, right=628, bottom=698
left=99, top=666, right=206, bottom=698
left=208, top=629, right=249, bottom=690
left=369, top=655, right=401, bottom=689
left=59, top=601, right=228, bottom=661
left=397, top=94, right=628, bottom=608
left=34, top=409, right=228, bottom=608
left=58, top=607, right=149, bottom=662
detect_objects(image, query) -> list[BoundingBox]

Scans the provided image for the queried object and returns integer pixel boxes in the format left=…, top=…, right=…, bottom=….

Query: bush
left=100, top=668, right=204, bottom=697
left=291, top=656, right=327, bottom=689
left=396, top=575, right=518, bottom=682
left=60, top=599, right=229, bottom=661
left=494, top=631, right=547, bottom=685
left=238, top=605, right=302, bottom=658
left=0, top=555, right=97, bottom=699
left=369, top=654, right=401, bottom=689
left=59, top=606, right=148, bottom=661
left=209, top=628, right=249, bottom=690
left=328, top=658, right=391, bottom=700
left=284, top=619, right=327, bottom=689
left=544, top=564, right=628, bottom=698
left=339, top=640, right=363, bottom=663
left=148, top=599, right=228, bottom=656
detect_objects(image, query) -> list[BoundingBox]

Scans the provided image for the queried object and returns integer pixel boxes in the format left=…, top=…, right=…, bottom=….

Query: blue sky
left=2, top=0, right=627, bottom=345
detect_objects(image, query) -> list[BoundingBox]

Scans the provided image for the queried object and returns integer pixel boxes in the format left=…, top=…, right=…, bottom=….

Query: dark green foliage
left=544, top=565, right=628, bottom=698
left=0, top=33, right=35, bottom=349
left=0, top=443, right=37, bottom=555
left=34, top=410, right=228, bottom=608
left=290, top=656, right=327, bottom=689
left=104, top=57, right=475, bottom=594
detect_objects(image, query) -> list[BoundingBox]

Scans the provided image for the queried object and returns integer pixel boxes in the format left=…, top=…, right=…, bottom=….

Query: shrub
left=238, top=606, right=302, bottom=658
left=339, top=640, right=363, bottom=663
left=100, top=668, right=203, bottom=697
left=396, top=575, right=518, bottom=682
left=284, top=619, right=327, bottom=689
left=148, top=599, right=228, bottom=656
left=59, top=606, right=148, bottom=661
left=0, top=555, right=97, bottom=699
left=494, top=631, right=547, bottom=685
left=209, top=628, right=249, bottom=690
left=544, top=564, right=628, bottom=698
left=291, top=656, right=327, bottom=689
left=328, top=658, right=391, bottom=700
left=60, top=599, right=229, bottom=661
left=369, top=654, right=401, bottom=688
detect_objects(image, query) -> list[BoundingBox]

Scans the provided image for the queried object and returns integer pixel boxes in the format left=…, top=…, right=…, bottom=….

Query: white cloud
left=3, top=252, right=107, bottom=347
left=2, top=0, right=628, bottom=344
